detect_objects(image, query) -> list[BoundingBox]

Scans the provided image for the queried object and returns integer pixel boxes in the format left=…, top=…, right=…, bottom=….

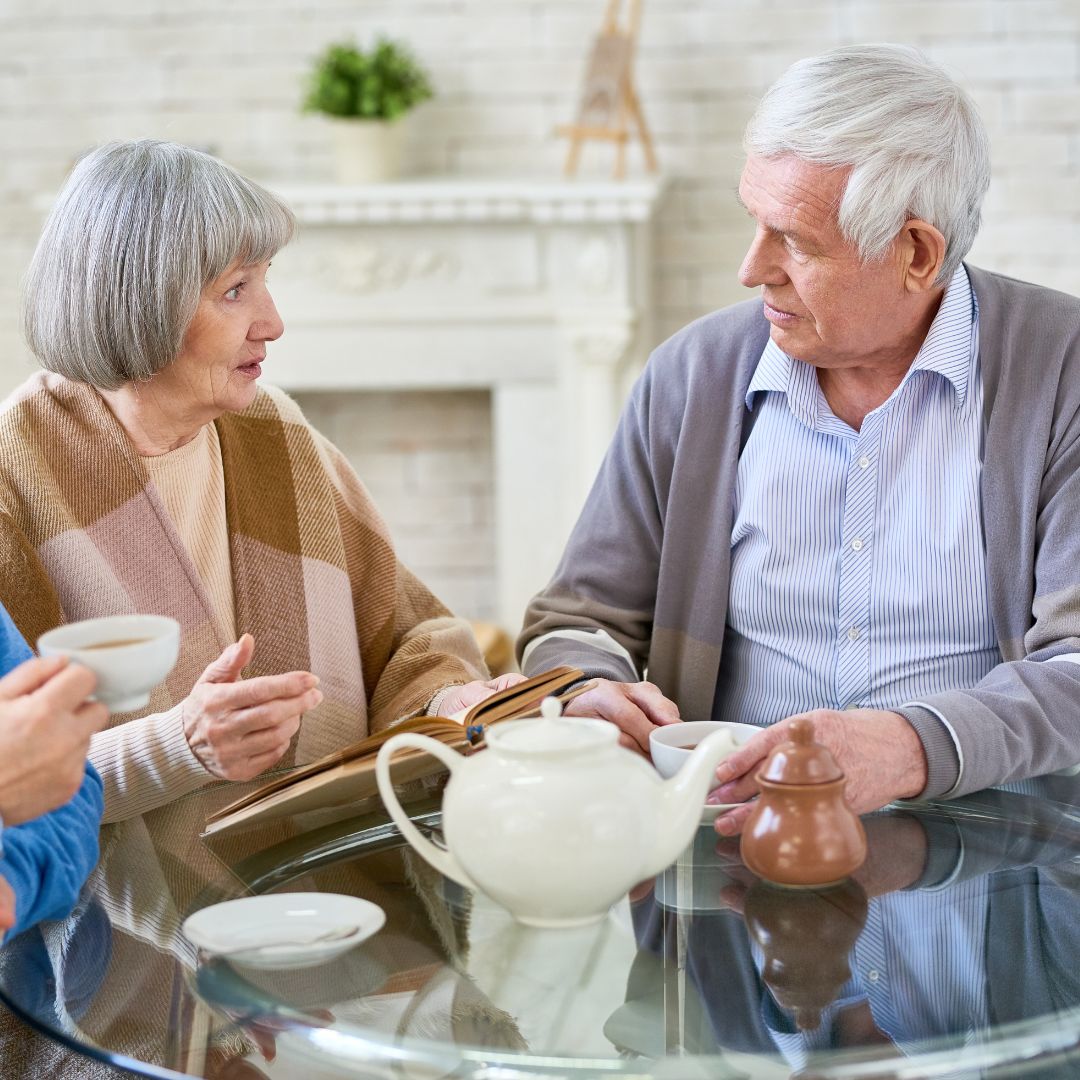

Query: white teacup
left=649, top=721, right=761, bottom=811
left=649, top=720, right=760, bottom=777
left=38, top=614, right=181, bottom=712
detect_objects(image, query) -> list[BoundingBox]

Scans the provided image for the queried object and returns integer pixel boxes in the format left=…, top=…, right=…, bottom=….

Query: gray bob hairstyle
left=23, top=139, right=295, bottom=390
left=745, top=44, right=991, bottom=283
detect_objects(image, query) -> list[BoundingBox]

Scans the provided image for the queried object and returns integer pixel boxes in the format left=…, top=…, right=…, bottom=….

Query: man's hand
left=562, top=679, right=681, bottom=754
left=0, top=875, right=15, bottom=938
left=433, top=674, right=527, bottom=716
left=711, top=708, right=928, bottom=835
left=183, top=635, right=324, bottom=781
left=0, top=655, right=109, bottom=825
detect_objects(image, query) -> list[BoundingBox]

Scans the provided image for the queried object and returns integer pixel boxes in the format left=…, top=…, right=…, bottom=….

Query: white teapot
left=375, top=706, right=740, bottom=928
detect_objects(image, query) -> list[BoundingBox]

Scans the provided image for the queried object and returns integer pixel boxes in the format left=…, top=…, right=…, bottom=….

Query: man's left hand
left=711, top=708, right=928, bottom=835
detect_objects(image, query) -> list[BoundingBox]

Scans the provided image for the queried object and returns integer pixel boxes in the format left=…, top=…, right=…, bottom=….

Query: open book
left=202, top=666, right=587, bottom=838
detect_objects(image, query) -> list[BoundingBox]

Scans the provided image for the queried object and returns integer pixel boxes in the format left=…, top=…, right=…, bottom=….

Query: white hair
left=22, top=140, right=295, bottom=390
left=745, top=44, right=991, bottom=283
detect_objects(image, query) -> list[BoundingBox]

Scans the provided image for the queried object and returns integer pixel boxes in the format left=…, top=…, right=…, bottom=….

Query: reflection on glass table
left=4, top=775, right=1080, bottom=1078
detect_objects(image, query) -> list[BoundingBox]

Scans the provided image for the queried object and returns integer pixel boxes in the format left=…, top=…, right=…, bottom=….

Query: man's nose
left=738, top=228, right=784, bottom=289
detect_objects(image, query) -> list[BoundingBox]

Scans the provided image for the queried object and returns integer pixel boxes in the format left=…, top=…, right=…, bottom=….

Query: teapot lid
left=485, top=716, right=617, bottom=757
left=758, top=718, right=842, bottom=785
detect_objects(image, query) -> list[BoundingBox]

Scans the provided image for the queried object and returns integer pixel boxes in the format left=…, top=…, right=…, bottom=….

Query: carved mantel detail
left=267, top=178, right=665, bottom=629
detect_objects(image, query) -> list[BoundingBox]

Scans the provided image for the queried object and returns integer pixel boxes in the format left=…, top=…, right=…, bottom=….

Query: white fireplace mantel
left=268, top=177, right=666, bottom=631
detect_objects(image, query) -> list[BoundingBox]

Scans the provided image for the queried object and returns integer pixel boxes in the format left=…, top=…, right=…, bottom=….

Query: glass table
left=4, top=773, right=1080, bottom=1079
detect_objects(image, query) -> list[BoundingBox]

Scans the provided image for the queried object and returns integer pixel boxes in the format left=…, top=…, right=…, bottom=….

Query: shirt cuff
left=895, top=703, right=962, bottom=799
left=426, top=684, right=461, bottom=717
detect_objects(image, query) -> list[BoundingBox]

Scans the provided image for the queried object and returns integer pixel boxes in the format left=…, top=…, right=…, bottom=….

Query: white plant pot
left=328, top=117, right=407, bottom=184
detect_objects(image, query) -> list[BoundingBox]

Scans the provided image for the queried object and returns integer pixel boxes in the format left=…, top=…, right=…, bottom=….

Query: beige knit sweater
left=0, top=373, right=486, bottom=824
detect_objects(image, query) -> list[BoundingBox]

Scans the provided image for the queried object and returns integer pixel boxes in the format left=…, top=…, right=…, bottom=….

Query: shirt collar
left=904, top=264, right=976, bottom=411
left=744, top=264, right=977, bottom=416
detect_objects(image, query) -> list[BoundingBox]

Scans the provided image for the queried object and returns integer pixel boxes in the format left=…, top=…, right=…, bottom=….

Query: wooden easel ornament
left=557, top=0, right=659, bottom=180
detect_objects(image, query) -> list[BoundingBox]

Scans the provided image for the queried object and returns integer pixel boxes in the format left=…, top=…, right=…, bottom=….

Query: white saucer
left=182, top=892, right=385, bottom=969
left=700, top=799, right=740, bottom=822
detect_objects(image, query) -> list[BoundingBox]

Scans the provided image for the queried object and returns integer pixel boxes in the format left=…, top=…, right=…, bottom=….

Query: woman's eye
left=224, top=283, right=244, bottom=301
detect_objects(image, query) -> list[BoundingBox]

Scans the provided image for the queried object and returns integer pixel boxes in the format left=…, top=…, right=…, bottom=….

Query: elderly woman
left=0, top=139, right=515, bottom=824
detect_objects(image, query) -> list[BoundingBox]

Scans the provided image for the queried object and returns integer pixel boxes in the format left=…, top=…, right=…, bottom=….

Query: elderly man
left=518, top=43, right=1080, bottom=832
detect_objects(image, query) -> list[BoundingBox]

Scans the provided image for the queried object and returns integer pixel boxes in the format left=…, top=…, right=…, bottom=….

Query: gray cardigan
left=519, top=265, right=1080, bottom=799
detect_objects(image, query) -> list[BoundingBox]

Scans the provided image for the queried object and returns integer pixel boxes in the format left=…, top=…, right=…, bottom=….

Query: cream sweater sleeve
left=89, top=704, right=214, bottom=823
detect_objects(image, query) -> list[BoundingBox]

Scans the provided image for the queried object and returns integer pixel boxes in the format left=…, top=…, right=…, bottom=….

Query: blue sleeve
left=0, top=763, right=104, bottom=943
left=0, top=604, right=105, bottom=941
left=0, top=603, right=33, bottom=671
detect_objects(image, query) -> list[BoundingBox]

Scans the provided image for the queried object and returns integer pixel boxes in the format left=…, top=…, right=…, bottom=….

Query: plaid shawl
left=0, top=372, right=485, bottom=822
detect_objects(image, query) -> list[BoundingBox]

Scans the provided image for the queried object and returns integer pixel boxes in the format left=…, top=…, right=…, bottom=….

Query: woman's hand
left=432, top=674, right=527, bottom=717
left=0, top=655, right=108, bottom=825
left=183, top=634, right=323, bottom=781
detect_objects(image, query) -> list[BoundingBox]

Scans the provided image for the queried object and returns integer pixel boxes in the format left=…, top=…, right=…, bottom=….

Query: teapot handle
left=375, top=733, right=479, bottom=892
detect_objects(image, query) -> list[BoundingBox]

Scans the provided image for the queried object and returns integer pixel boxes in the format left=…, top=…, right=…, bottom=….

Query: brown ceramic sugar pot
left=740, top=718, right=867, bottom=887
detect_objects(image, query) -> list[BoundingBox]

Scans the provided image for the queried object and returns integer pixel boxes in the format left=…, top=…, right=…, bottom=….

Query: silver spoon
left=208, top=924, right=363, bottom=956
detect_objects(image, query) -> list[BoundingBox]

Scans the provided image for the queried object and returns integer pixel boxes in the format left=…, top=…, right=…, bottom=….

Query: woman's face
left=156, top=259, right=284, bottom=419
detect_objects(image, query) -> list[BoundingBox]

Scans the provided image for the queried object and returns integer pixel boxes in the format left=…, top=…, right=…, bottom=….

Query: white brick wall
left=295, top=390, right=497, bottom=622
left=2, top=0, right=1079, bottom=623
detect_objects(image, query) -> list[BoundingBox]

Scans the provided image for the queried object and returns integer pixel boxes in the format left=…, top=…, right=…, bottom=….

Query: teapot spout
left=643, top=730, right=739, bottom=877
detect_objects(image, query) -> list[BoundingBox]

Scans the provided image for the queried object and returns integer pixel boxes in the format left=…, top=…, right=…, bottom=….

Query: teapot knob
left=540, top=696, right=563, bottom=720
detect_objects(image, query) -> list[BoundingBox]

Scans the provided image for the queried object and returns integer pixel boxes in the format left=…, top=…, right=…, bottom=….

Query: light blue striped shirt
left=716, top=267, right=1001, bottom=726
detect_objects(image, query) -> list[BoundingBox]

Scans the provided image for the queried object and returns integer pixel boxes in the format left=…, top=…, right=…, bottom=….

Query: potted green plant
left=303, top=38, right=434, bottom=183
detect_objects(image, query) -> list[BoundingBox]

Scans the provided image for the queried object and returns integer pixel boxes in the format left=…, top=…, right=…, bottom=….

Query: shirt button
left=858, top=455, right=870, bottom=469
left=847, top=626, right=860, bottom=641
left=851, top=538, right=864, bottom=552
left=868, top=969, right=880, bottom=983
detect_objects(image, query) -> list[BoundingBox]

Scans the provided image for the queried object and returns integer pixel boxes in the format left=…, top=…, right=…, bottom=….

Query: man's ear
left=900, top=219, right=947, bottom=293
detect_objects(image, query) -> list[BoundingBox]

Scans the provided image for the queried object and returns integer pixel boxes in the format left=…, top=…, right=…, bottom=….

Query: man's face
left=737, top=153, right=911, bottom=369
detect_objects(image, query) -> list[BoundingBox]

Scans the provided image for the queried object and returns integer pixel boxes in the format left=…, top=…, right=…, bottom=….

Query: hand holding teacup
left=0, top=654, right=109, bottom=824
left=649, top=720, right=761, bottom=810
left=38, top=614, right=181, bottom=713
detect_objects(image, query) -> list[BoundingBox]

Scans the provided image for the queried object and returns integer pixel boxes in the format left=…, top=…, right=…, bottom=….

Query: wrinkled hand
left=0, top=875, right=14, bottom=938
left=433, top=674, right=527, bottom=716
left=711, top=709, right=928, bottom=836
left=183, top=634, right=323, bottom=781
left=0, top=656, right=108, bottom=825
left=563, top=678, right=680, bottom=754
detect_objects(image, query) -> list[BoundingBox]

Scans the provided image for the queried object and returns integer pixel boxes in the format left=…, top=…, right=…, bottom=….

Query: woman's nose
left=253, top=293, right=285, bottom=342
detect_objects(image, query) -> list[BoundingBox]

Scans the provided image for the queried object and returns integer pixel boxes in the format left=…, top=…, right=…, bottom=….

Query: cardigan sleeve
left=314, top=433, right=487, bottom=730
left=88, top=703, right=214, bottom=824
left=896, top=377, right=1080, bottom=799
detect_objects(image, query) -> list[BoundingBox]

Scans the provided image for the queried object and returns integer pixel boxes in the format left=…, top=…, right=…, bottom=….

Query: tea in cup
left=650, top=720, right=761, bottom=804
left=38, top=614, right=181, bottom=712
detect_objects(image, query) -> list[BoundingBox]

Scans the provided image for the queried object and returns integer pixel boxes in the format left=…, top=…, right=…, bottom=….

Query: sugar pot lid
left=758, top=717, right=843, bottom=785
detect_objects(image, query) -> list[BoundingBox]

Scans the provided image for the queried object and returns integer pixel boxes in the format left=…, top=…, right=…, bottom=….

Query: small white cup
left=649, top=720, right=761, bottom=785
left=38, top=614, right=181, bottom=712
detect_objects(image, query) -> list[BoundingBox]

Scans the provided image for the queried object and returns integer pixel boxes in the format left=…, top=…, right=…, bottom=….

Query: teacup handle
left=375, top=733, right=479, bottom=892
